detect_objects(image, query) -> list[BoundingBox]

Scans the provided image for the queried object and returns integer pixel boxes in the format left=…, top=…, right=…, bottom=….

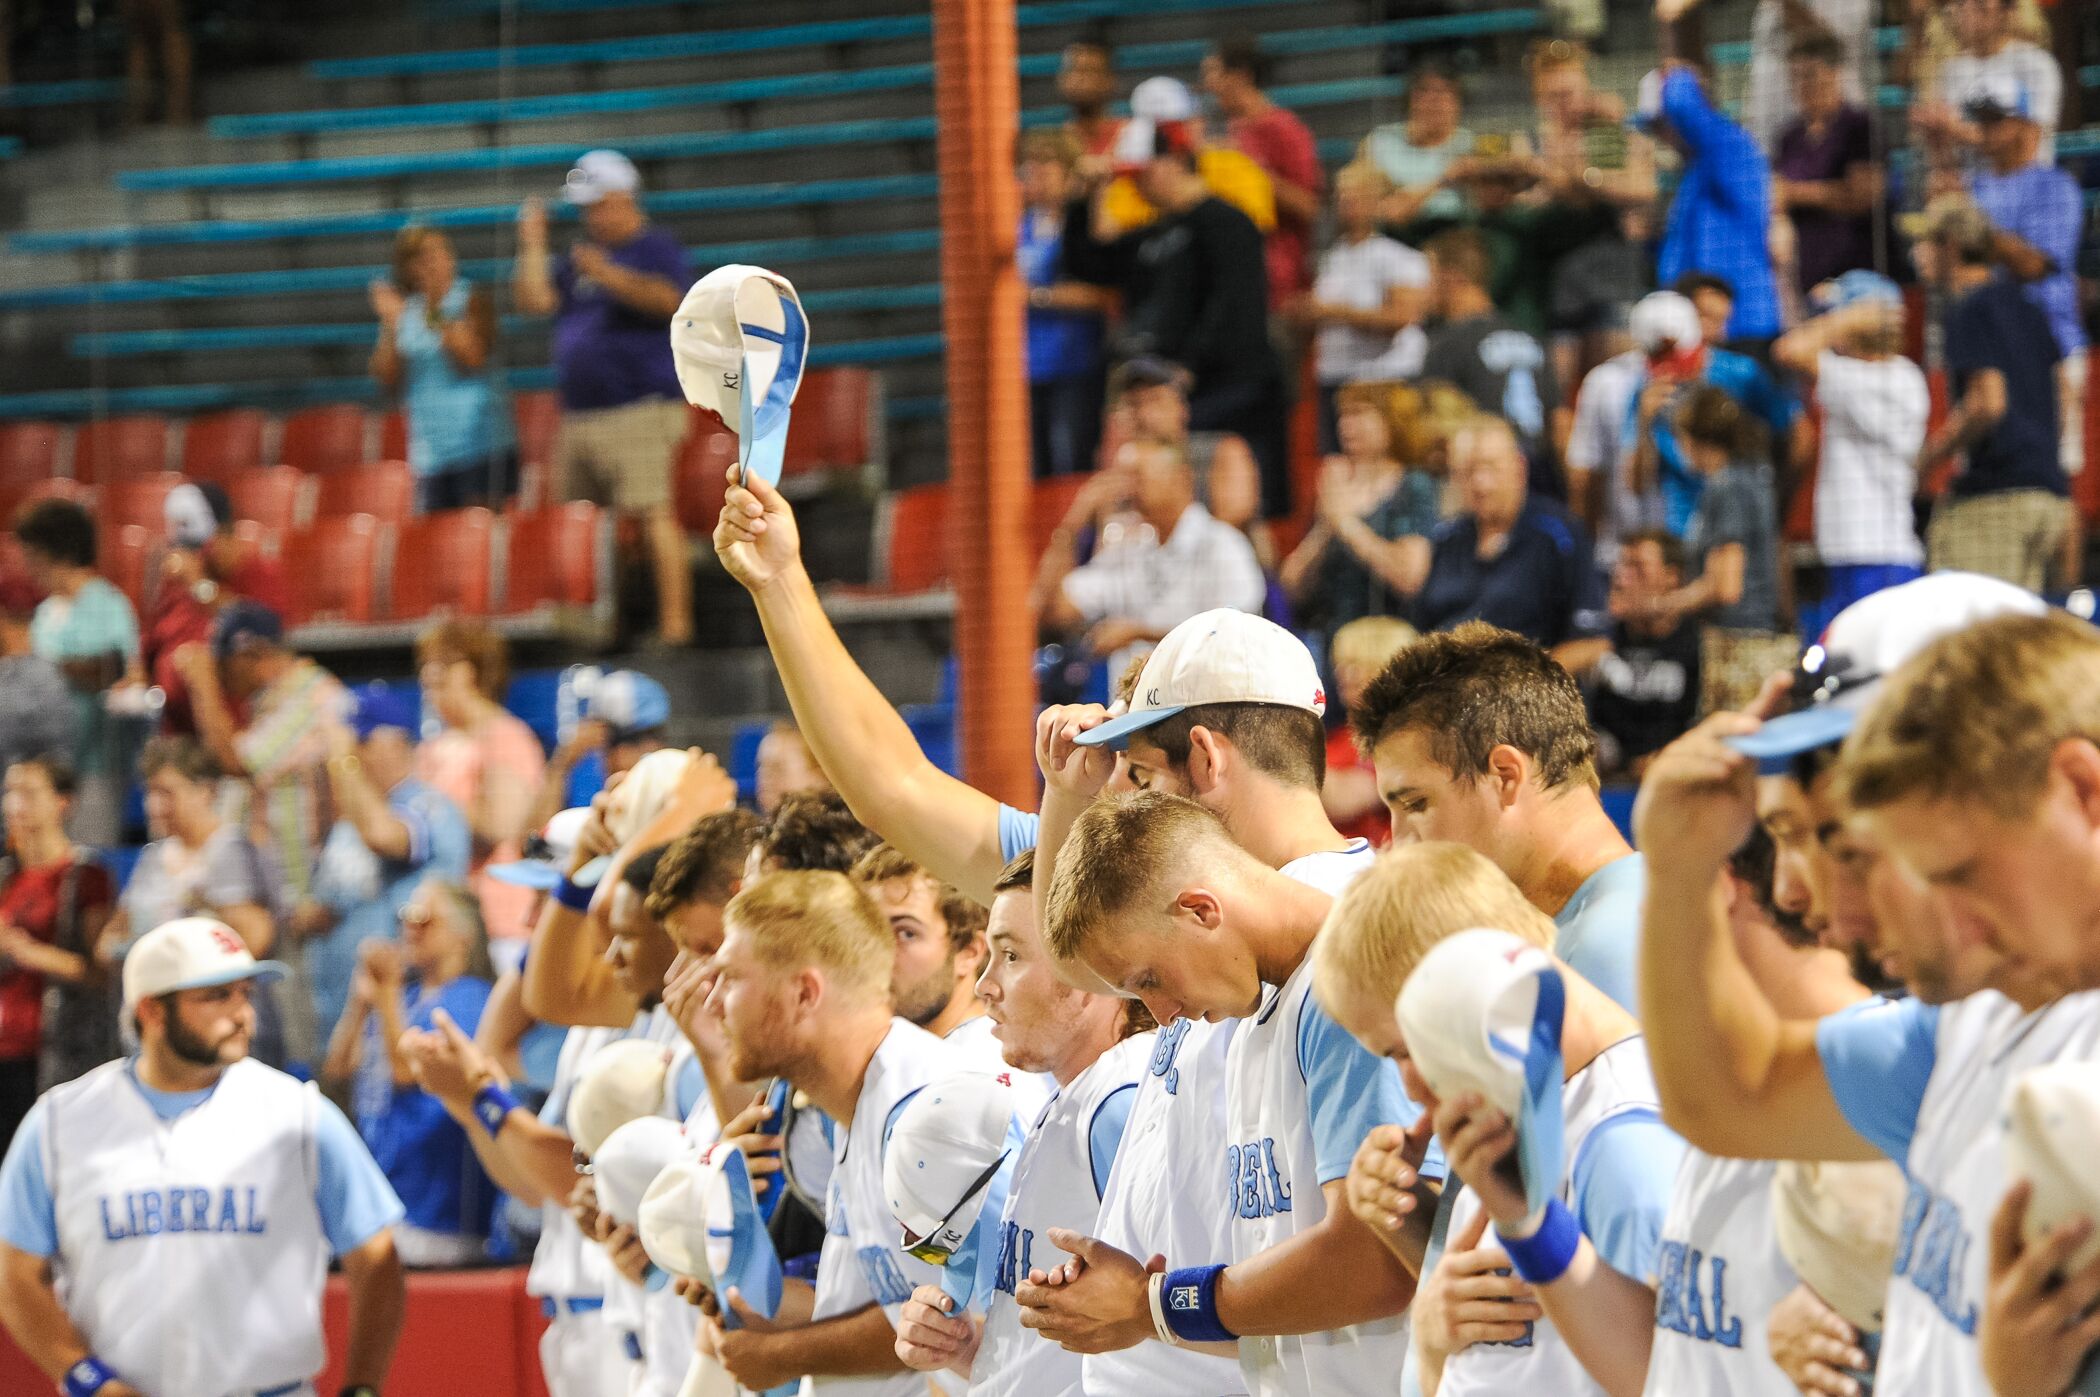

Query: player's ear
left=1184, top=726, right=1227, bottom=795
left=1484, top=744, right=1530, bottom=808
left=1176, top=887, right=1224, bottom=933
left=2053, top=737, right=2100, bottom=832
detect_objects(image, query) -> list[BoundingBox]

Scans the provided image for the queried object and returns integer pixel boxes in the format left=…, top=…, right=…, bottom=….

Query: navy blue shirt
left=1943, top=275, right=2065, bottom=499
left=1415, top=498, right=1608, bottom=648
left=552, top=225, right=693, bottom=412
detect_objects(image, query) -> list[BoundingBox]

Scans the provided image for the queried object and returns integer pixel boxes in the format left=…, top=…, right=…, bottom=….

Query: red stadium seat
left=71, top=415, right=168, bottom=486
left=503, top=503, right=601, bottom=614
left=0, top=477, right=93, bottom=528
left=390, top=507, right=495, bottom=620
left=224, top=466, right=308, bottom=536
left=98, top=523, right=156, bottom=616
left=882, top=484, right=949, bottom=594
left=285, top=514, right=382, bottom=626
left=782, top=368, right=878, bottom=484
left=99, top=473, right=185, bottom=536
left=181, top=410, right=269, bottom=482
left=378, top=409, right=408, bottom=464
left=674, top=409, right=737, bottom=535
left=281, top=404, right=369, bottom=475
left=1029, top=475, right=1090, bottom=562
left=314, top=461, right=413, bottom=527
left=0, top=422, right=65, bottom=489
left=229, top=517, right=282, bottom=559
left=513, top=391, right=561, bottom=471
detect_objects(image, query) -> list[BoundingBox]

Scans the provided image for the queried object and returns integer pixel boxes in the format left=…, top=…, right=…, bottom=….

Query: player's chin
left=216, top=1030, right=252, bottom=1062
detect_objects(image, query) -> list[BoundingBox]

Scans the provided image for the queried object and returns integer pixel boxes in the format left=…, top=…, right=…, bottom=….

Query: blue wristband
left=473, top=1082, right=521, bottom=1136
left=64, top=1357, right=118, bottom=1397
left=553, top=876, right=593, bottom=913
left=1161, top=1264, right=1237, bottom=1344
left=1495, top=1198, right=1581, bottom=1284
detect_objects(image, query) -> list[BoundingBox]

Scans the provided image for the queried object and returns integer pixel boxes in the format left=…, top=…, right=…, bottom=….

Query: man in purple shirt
left=514, top=150, right=697, bottom=645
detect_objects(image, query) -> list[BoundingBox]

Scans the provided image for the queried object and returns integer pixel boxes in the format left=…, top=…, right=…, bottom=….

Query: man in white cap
left=0, top=917, right=405, bottom=1397
left=1565, top=290, right=1697, bottom=561
left=514, top=148, right=698, bottom=646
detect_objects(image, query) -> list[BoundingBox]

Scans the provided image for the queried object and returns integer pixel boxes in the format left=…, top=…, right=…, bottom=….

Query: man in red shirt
left=139, top=482, right=291, bottom=735
left=1203, top=35, right=1325, bottom=308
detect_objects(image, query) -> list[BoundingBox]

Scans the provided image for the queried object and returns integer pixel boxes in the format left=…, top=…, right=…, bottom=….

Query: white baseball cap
left=488, top=806, right=592, bottom=891
left=1629, top=290, right=1702, bottom=356
left=2004, top=1062, right=2100, bottom=1275
left=563, top=149, right=641, bottom=205
left=1130, top=75, right=1197, bottom=122
left=884, top=1073, right=1021, bottom=1274
left=592, top=1115, right=691, bottom=1229
left=1771, top=1159, right=1908, bottom=1332
left=1076, top=609, right=1327, bottom=750
left=568, top=746, right=697, bottom=889
left=568, top=1040, right=675, bottom=1157
left=122, top=917, right=287, bottom=1015
left=1394, top=928, right=1566, bottom=1218
left=639, top=1141, right=784, bottom=1320
left=1727, top=571, right=2047, bottom=773
left=671, top=264, right=808, bottom=487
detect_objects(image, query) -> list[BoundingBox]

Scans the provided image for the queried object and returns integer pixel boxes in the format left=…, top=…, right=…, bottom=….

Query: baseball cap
left=639, top=1141, right=785, bottom=1321
left=671, top=264, right=808, bottom=487
left=210, top=599, right=284, bottom=661
left=584, top=670, right=671, bottom=743
left=568, top=1040, right=675, bottom=1157
left=884, top=1072, right=1024, bottom=1308
left=1394, top=928, right=1567, bottom=1219
left=592, top=1114, right=691, bottom=1229
left=1075, top=609, right=1327, bottom=750
left=562, top=149, right=641, bottom=205
left=489, top=806, right=592, bottom=890
left=121, top=916, right=288, bottom=1014
left=2004, top=1062, right=2100, bottom=1275
left=1629, top=291, right=1703, bottom=356
left=1897, top=194, right=1995, bottom=255
left=347, top=684, right=420, bottom=743
left=1111, top=76, right=1200, bottom=173
left=164, top=481, right=231, bottom=550
left=1726, top=571, right=2046, bottom=773
left=1771, top=1159, right=1908, bottom=1332
left=1960, top=70, right=2035, bottom=124
left=1810, top=269, right=1903, bottom=313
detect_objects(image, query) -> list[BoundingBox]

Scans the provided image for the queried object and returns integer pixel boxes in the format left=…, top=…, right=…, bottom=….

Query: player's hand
left=714, top=464, right=804, bottom=594
left=604, top=1222, right=651, bottom=1286
left=1345, top=1115, right=1437, bottom=1236
left=1765, top=1282, right=1868, bottom=1397
left=94, top=1384, right=145, bottom=1397
left=1631, top=712, right=1761, bottom=880
left=1981, top=1179, right=2100, bottom=1397
left=569, top=783, right=621, bottom=876
left=716, top=1096, right=784, bottom=1199
left=1413, top=1207, right=1541, bottom=1365
left=1433, top=1092, right=1529, bottom=1231
left=675, top=1275, right=715, bottom=1309
left=895, top=1284, right=980, bottom=1374
left=1014, top=1230, right=1158, bottom=1354
left=706, top=1288, right=794, bottom=1391
left=1035, top=703, right=1117, bottom=798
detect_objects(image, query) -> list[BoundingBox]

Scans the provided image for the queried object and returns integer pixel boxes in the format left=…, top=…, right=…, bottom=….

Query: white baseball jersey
left=44, top=1059, right=334, bottom=1397
left=803, top=1018, right=962, bottom=1397
left=530, top=1024, right=627, bottom=1305
left=972, top=1031, right=1151, bottom=1397
left=1820, top=989, right=2100, bottom=1396
left=1644, top=1151, right=1798, bottom=1397
left=1441, top=1037, right=1683, bottom=1397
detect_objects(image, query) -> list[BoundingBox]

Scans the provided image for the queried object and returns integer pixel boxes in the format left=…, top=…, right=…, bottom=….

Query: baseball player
left=1022, top=791, right=1418, bottom=1397
left=890, top=848, right=1152, bottom=1395
left=0, top=917, right=405, bottom=1397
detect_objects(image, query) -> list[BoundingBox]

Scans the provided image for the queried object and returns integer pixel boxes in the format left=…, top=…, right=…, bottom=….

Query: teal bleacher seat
left=1708, top=23, right=1902, bottom=67
left=0, top=137, right=19, bottom=160
left=0, top=77, right=125, bottom=108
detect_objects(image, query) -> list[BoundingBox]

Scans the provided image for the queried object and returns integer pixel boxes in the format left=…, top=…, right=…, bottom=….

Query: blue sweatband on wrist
left=1161, top=1264, right=1237, bottom=1344
left=553, top=876, right=593, bottom=913
left=1495, top=1198, right=1581, bottom=1284
left=64, top=1357, right=118, bottom=1397
left=473, top=1082, right=521, bottom=1137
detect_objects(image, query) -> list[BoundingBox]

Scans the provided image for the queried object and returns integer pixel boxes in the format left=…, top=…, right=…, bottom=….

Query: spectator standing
left=1350, top=60, right=1474, bottom=225
left=1018, top=130, right=1108, bottom=479
left=1418, top=229, right=1560, bottom=494
left=1963, top=73, right=2088, bottom=479
left=1773, top=33, right=1884, bottom=294
left=1740, top=0, right=1874, bottom=153
left=1918, top=0, right=2064, bottom=165
left=1280, top=382, right=1443, bottom=633
left=1091, top=76, right=1276, bottom=243
left=1636, top=63, right=1783, bottom=350
left=1203, top=36, right=1324, bottom=309
left=1563, top=292, right=1708, bottom=565
left=0, top=757, right=113, bottom=1139
left=414, top=621, right=546, bottom=947
left=300, top=688, right=471, bottom=1043
left=1587, top=530, right=1702, bottom=779
left=0, top=572, right=73, bottom=782
left=1911, top=200, right=2067, bottom=592
left=12, top=500, right=138, bottom=850
left=1321, top=616, right=1418, bottom=847
left=137, top=482, right=290, bottom=739
left=1032, top=437, right=1266, bottom=675
left=322, top=877, right=496, bottom=1269
left=371, top=227, right=517, bottom=513
left=1415, top=416, right=1609, bottom=670
left=1773, top=273, right=1929, bottom=631
left=525, top=669, right=671, bottom=835
left=102, top=737, right=287, bottom=1069
left=1297, top=165, right=1430, bottom=450
left=513, top=151, right=697, bottom=647
left=1101, top=358, right=1264, bottom=541
left=1057, top=31, right=1121, bottom=160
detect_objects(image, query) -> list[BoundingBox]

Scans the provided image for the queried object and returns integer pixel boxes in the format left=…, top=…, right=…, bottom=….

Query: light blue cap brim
left=487, top=860, right=565, bottom=891
left=714, top=1147, right=785, bottom=1324
left=1724, top=707, right=1857, bottom=774
left=1516, top=965, right=1566, bottom=1218
left=171, top=961, right=289, bottom=993
left=1072, top=704, right=1187, bottom=751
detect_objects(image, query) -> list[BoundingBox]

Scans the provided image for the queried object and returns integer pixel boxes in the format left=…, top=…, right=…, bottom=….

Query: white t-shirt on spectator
left=1813, top=350, right=1928, bottom=567
left=1564, top=351, right=1656, bottom=565
left=1312, top=234, right=1431, bottom=386
left=1746, top=0, right=1871, bottom=152
left=1940, top=43, right=2063, bottom=158
left=1060, top=503, right=1267, bottom=675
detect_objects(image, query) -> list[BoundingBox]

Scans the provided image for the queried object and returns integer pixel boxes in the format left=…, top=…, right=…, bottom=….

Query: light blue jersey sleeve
left=0, top=1102, right=56, bottom=1257
left=1815, top=996, right=1939, bottom=1165
left=997, top=804, right=1039, bottom=862
left=314, top=1095, right=407, bottom=1256
left=1298, top=995, right=1427, bottom=1186
left=1088, top=1083, right=1138, bottom=1200
left=1571, top=1111, right=1686, bottom=1281
left=674, top=1055, right=705, bottom=1121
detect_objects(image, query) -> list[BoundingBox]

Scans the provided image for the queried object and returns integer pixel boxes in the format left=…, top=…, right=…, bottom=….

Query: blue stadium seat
left=730, top=721, right=768, bottom=805
left=505, top=670, right=566, bottom=753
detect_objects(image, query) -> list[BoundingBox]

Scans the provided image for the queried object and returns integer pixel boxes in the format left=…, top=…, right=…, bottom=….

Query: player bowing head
left=707, top=870, right=894, bottom=1084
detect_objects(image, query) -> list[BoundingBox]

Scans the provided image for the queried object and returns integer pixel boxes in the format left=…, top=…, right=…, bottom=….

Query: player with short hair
left=756, top=790, right=881, bottom=878
left=851, top=843, right=992, bottom=1043
left=0, top=918, right=406, bottom=1397
left=1350, top=621, right=1645, bottom=1009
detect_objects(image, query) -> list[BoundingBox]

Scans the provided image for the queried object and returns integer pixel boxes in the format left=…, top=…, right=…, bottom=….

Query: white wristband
left=1147, top=1270, right=1179, bottom=1347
